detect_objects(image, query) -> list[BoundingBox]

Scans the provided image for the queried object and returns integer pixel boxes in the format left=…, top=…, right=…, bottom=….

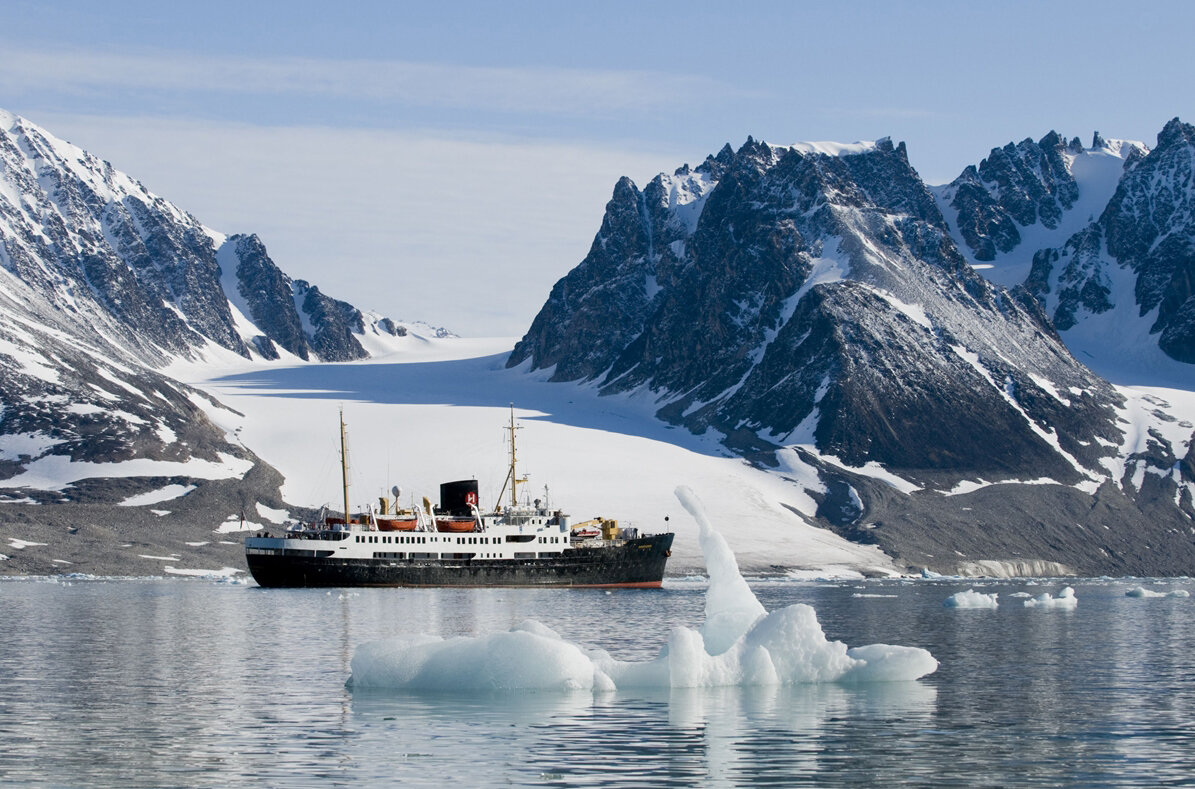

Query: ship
left=243, top=407, right=674, bottom=588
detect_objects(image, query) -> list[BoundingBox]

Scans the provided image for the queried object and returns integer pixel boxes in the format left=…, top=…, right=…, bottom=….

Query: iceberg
left=1023, top=586, right=1078, bottom=609
left=1126, top=586, right=1190, bottom=599
left=347, top=486, right=938, bottom=692
left=944, top=589, right=999, bottom=609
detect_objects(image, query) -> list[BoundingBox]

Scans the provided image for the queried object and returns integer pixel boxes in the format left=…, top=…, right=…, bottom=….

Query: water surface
left=0, top=577, right=1191, bottom=787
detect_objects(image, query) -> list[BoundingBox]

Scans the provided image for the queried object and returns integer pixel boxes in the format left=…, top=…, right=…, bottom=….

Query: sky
left=3, top=0, right=1192, bottom=336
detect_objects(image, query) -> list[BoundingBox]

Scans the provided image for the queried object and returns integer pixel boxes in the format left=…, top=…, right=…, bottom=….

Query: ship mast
left=340, top=407, right=351, bottom=523
left=507, top=405, right=519, bottom=508
left=494, top=403, right=529, bottom=510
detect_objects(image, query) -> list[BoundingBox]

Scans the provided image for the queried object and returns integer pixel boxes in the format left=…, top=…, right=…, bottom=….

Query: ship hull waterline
left=245, top=533, right=674, bottom=589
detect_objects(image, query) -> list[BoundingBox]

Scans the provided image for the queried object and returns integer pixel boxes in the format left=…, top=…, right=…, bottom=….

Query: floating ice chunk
left=1024, top=586, right=1077, bottom=609
left=347, top=486, right=938, bottom=693
left=841, top=644, right=943, bottom=683
left=944, top=589, right=999, bottom=609
left=1126, top=586, right=1190, bottom=599
left=349, top=621, right=607, bottom=692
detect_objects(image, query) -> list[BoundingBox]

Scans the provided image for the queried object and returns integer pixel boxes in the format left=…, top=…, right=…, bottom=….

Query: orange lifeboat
left=376, top=517, right=418, bottom=532
left=435, top=517, right=477, bottom=533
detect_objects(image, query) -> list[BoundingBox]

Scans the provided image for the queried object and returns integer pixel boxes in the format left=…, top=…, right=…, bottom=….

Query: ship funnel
left=439, top=479, right=479, bottom=516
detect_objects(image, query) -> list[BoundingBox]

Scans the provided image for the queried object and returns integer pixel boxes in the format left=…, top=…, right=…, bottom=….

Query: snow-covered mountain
left=511, top=135, right=1195, bottom=576
left=935, top=120, right=1195, bottom=374
left=0, top=109, right=414, bottom=367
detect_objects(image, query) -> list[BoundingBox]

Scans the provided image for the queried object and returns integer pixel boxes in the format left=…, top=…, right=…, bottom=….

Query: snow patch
left=7, top=452, right=253, bottom=492
left=118, top=484, right=197, bottom=507
left=256, top=502, right=290, bottom=524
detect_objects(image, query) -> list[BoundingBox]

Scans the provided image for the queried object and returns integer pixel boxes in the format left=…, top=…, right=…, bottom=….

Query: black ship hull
left=246, top=533, right=674, bottom=588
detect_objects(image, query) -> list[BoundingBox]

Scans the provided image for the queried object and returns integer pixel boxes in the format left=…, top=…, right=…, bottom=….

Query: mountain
left=936, top=121, right=1195, bottom=372
left=0, top=109, right=410, bottom=367
left=0, top=110, right=427, bottom=575
left=510, top=134, right=1195, bottom=576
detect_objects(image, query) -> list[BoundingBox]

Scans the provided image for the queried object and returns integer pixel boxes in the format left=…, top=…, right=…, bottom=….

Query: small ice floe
left=347, top=486, right=938, bottom=693
left=163, top=566, right=242, bottom=579
left=1023, top=586, right=1077, bottom=609
left=944, top=589, right=999, bottom=609
left=1126, top=586, right=1190, bottom=599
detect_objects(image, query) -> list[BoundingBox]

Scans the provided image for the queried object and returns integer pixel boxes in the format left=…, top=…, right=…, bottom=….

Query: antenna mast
left=493, top=404, right=529, bottom=510
left=340, top=407, right=351, bottom=522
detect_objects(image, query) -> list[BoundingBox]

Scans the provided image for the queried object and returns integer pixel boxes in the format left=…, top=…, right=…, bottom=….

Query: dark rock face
left=224, top=233, right=308, bottom=360
left=294, top=280, right=367, bottom=361
left=1026, top=226, right=1115, bottom=331
left=221, top=234, right=368, bottom=362
left=511, top=135, right=1195, bottom=575
left=1101, top=119, right=1195, bottom=362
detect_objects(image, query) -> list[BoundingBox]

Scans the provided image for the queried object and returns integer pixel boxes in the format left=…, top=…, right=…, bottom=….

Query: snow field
left=184, top=338, right=899, bottom=575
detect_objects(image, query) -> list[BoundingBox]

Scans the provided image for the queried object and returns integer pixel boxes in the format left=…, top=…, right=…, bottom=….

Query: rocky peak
left=1156, top=117, right=1194, bottom=149
left=941, top=131, right=1080, bottom=261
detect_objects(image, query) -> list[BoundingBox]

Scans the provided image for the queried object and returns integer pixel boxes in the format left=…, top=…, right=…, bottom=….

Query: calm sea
left=1, top=576, right=1192, bottom=787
